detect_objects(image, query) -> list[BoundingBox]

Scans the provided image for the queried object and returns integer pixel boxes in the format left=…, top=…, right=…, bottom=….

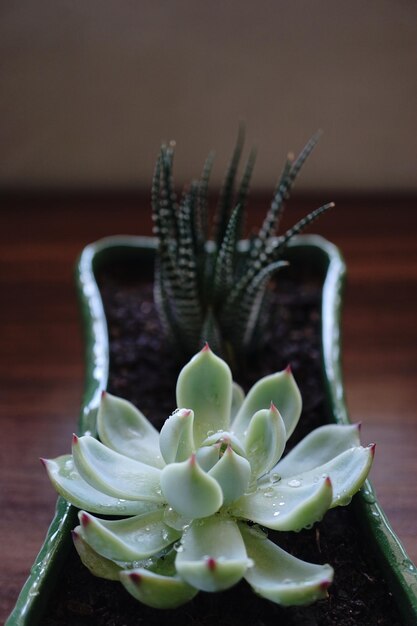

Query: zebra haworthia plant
left=42, top=345, right=374, bottom=609
left=152, top=128, right=334, bottom=360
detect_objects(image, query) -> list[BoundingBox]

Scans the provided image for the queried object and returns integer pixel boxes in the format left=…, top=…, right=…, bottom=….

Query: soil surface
left=44, top=263, right=402, bottom=625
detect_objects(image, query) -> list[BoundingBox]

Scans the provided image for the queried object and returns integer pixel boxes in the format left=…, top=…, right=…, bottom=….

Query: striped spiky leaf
left=251, top=130, right=322, bottom=259
left=152, top=131, right=332, bottom=362
left=212, top=204, right=244, bottom=305
left=213, top=123, right=245, bottom=248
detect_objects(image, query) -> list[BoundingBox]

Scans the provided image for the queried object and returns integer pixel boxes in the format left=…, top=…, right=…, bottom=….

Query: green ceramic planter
left=6, top=234, right=417, bottom=625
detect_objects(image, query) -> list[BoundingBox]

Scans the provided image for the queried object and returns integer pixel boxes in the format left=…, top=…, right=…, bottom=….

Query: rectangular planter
left=6, top=234, right=417, bottom=625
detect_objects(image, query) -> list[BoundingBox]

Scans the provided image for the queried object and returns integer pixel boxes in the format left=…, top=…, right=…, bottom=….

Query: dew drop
left=288, top=479, right=301, bottom=488
left=263, top=487, right=274, bottom=498
left=174, top=541, right=184, bottom=553
left=362, top=489, right=376, bottom=504
left=273, top=511, right=281, bottom=517
left=270, top=473, right=281, bottom=484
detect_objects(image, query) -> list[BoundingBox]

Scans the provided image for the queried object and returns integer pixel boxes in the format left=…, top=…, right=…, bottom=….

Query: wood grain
left=1, top=194, right=416, bottom=623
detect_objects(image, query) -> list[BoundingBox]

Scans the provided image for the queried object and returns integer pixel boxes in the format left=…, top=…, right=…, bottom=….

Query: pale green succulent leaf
left=97, top=392, right=163, bottom=468
left=72, top=526, right=122, bottom=580
left=270, top=424, right=362, bottom=479
left=241, top=524, right=333, bottom=606
left=208, top=446, right=251, bottom=504
left=42, top=454, right=161, bottom=516
left=274, top=444, right=374, bottom=508
left=160, top=455, right=223, bottom=519
left=72, top=435, right=162, bottom=502
left=312, top=445, right=375, bottom=507
left=195, top=445, right=220, bottom=472
left=159, top=409, right=195, bottom=464
left=201, top=430, right=246, bottom=457
left=245, top=404, right=286, bottom=479
left=231, top=477, right=333, bottom=531
left=78, top=509, right=181, bottom=563
left=120, top=568, right=198, bottom=609
left=176, top=345, right=233, bottom=445
left=232, top=368, right=302, bottom=441
left=176, top=517, right=249, bottom=592
left=231, top=382, right=245, bottom=420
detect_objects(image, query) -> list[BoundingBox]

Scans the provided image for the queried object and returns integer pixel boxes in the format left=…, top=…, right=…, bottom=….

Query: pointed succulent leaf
left=120, top=568, right=198, bottom=609
left=245, top=404, right=286, bottom=479
left=195, top=445, right=220, bottom=472
left=97, top=392, right=163, bottom=468
left=231, top=382, right=245, bottom=420
left=300, top=445, right=375, bottom=507
left=72, top=527, right=122, bottom=580
left=241, top=524, right=333, bottom=606
left=160, top=455, right=223, bottom=519
left=176, top=344, right=232, bottom=445
left=72, top=435, right=162, bottom=502
left=41, top=455, right=160, bottom=516
left=78, top=509, right=181, bottom=563
left=159, top=409, right=195, bottom=464
left=176, top=517, right=249, bottom=592
left=232, top=367, right=302, bottom=441
left=208, top=446, right=251, bottom=504
left=231, top=477, right=333, bottom=531
left=201, top=430, right=246, bottom=457
left=271, top=424, right=362, bottom=479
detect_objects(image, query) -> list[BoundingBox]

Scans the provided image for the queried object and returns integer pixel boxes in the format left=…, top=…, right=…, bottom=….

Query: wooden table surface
left=1, top=194, right=417, bottom=623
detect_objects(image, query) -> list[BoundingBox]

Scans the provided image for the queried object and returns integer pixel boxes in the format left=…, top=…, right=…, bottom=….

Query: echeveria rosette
left=42, top=345, right=375, bottom=609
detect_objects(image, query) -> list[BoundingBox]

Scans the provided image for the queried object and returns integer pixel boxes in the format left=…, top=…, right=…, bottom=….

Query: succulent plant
left=42, top=346, right=374, bottom=609
left=152, top=129, right=334, bottom=362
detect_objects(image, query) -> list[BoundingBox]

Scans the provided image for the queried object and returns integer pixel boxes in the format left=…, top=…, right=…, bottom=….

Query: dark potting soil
left=44, top=264, right=402, bottom=626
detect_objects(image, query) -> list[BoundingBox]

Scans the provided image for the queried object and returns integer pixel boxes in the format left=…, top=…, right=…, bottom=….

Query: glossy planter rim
left=6, top=234, right=417, bottom=625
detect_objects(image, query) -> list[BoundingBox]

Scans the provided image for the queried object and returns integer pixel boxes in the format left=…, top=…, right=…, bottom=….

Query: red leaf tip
left=189, top=453, right=197, bottom=467
left=202, top=342, right=211, bottom=353
left=320, top=579, right=332, bottom=592
left=325, top=476, right=332, bottom=487
left=356, top=422, right=362, bottom=431
left=369, top=443, right=376, bottom=456
left=80, top=512, right=91, bottom=527
left=71, top=529, right=80, bottom=542
left=39, top=457, right=48, bottom=468
left=130, top=572, right=142, bottom=584
left=269, top=402, right=279, bottom=414
left=206, top=557, right=217, bottom=571
left=101, top=389, right=107, bottom=399
left=72, top=433, right=79, bottom=445
left=284, top=364, right=292, bottom=374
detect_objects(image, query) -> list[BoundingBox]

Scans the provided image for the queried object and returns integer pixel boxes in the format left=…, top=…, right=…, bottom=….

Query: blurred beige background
left=1, top=0, right=416, bottom=191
